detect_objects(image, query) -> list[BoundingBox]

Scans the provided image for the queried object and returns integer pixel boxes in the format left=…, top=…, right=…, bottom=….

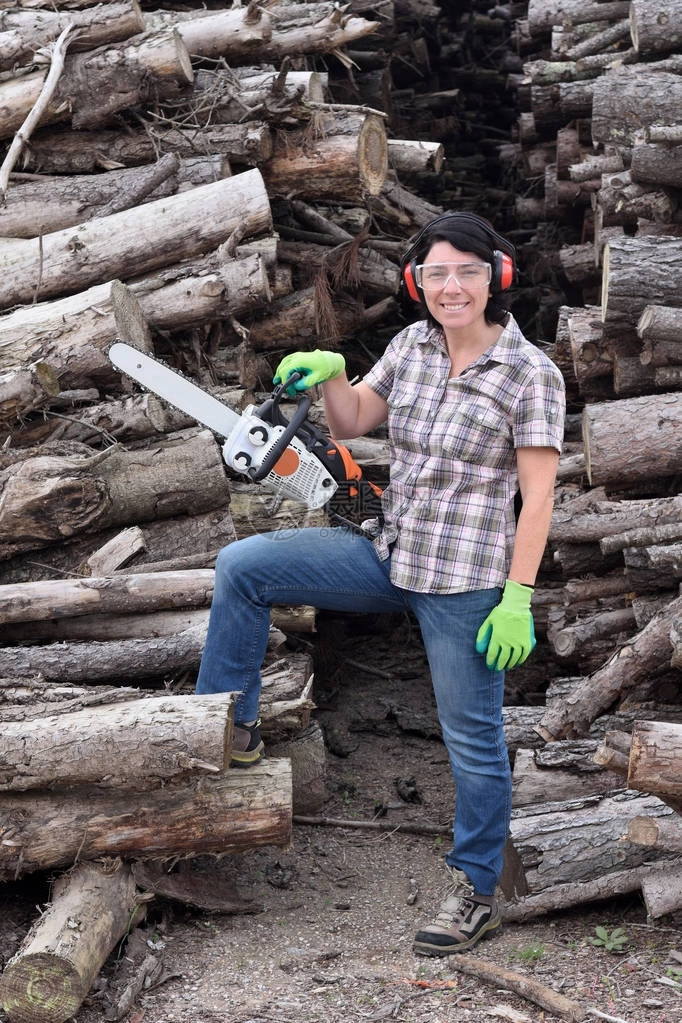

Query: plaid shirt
left=362, top=314, right=565, bottom=593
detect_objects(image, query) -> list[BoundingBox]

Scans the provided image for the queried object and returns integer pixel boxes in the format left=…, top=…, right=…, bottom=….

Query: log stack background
left=0, top=1, right=681, bottom=1020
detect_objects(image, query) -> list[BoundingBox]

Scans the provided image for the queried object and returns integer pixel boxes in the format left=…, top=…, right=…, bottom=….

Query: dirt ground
left=1, top=612, right=681, bottom=1023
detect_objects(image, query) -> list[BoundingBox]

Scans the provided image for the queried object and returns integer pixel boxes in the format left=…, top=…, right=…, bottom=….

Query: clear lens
left=415, top=262, right=492, bottom=290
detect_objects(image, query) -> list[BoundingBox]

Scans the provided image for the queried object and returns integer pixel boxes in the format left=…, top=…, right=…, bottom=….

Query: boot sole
left=230, top=743, right=265, bottom=767
left=413, top=918, right=502, bottom=956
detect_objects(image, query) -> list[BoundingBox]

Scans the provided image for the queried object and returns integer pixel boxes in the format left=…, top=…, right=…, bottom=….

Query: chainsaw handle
left=249, top=389, right=312, bottom=482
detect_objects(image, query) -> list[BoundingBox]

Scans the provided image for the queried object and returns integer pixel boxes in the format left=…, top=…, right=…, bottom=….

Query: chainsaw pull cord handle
left=249, top=372, right=312, bottom=482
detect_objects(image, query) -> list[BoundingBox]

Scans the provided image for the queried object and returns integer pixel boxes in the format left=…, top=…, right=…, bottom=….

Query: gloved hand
left=475, top=580, right=536, bottom=671
left=274, top=349, right=345, bottom=397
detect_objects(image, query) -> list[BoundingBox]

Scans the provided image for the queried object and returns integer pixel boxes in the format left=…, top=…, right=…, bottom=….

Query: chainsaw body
left=108, top=340, right=382, bottom=516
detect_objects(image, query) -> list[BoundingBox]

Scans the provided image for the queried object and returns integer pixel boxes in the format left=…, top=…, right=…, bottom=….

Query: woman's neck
left=444, top=322, right=503, bottom=377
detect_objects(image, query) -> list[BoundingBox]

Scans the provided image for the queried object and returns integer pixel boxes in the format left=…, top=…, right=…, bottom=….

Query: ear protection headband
left=401, top=212, right=516, bottom=303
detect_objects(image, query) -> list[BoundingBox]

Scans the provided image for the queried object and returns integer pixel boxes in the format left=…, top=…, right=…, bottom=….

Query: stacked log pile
left=494, top=0, right=682, bottom=924
left=0, top=2, right=431, bottom=1019
left=0, top=0, right=681, bottom=1018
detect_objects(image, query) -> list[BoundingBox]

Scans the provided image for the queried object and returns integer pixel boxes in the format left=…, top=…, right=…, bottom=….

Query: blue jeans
left=196, top=526, right=511, bottom=894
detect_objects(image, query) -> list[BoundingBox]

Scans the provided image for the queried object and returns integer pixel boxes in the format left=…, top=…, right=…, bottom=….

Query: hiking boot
left=413, top=867, right=502, bottom=956
left=231, top=719, right=265, bottom=767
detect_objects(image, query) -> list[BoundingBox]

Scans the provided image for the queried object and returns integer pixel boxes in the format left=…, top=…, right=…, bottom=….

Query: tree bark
left=263, top=2, right=379, bottom=61
left=246, top=285, right=366, bottom=350
left=512, top=745, right=626, bottom=807
left=0, top=652, right=313, bottom=730
left=503, top=857, right=682, bottom=922
left=21, top=121, right=271, bottom=174
left=550, top=607, right=636, bottom=660
left=582, top=392, right=682, bottom=486
left=0, top=254, right=270, bottom=394
left=624, top=543, right=682, bottom=590
left=145, top=3, right=273, bottom=62
left=628, top=720, right=682, bottom=798
left=630, top=140, right=682, bottom=188
left=0, top=621, right=210, bottom=683
left=511, top=789, right=675, bottom=893
left=0, top=693, right=235, bottom=791
left=549, top=493, right=682, bottom=545
left=387, top=138, right=444, bottom=174
left=0, top=279, right=148, bottom=390
left=627, top=815, right=682, bottom=853
left=262, top=111, right=388, bottom=200
left=0, top=361, right=60, bottom=423
left=629, top=0, right=682, bottom=55
left=567, top=305, right=612, bottom=384
left=592, top=68, right=682, bottom=145
left=0, top=759, right=292, bottom=880
left=160, top=67, right=326, bottom=127
left=536, top=594, right=682, bottom=740
left=0, top=859, right=139, bottom=1023
left=602, top=235, right=682, bottom=325
left=0, top=607, right=209, bottom=646
left=0, top=154, right=231, bottom=238
left=0, top=169, right=272, bottom=307
left=0, top=28, right=193, bottom=140
left=638, top=304, right=682, bottom=365
left=526, top=0, right=630, bottom=37
left=228, top=480, right=327, bottom=539
left=0, top=1, right=145, bottom=72
left=135, top=252, right=273, bottom=333
left=612, top=355, right=659, bottom=396
left=270, top=720, right=327, bottom=815
left=600, top=521, right=682, bottom=555
left=0, top=429, right=230, bottom=560
left=640, top=863, right=682, bottom=918
left=0, top=507, right=236, bottom=586
left=4, top=392, right=173, bottom=449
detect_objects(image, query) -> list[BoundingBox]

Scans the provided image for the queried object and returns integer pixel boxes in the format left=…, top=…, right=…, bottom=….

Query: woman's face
left=419, top=241, right=491, bottom=332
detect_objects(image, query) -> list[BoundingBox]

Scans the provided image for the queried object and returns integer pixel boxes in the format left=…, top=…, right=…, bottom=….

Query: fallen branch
left=447, top=954, right=586, bottom=1021
left=293, top=813, right=449, bottom=836
left=0, top=25, right=75, bottom=201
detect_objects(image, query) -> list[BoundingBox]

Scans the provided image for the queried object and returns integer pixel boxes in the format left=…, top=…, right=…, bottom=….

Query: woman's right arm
left=321, top=376, right=388, bottom=440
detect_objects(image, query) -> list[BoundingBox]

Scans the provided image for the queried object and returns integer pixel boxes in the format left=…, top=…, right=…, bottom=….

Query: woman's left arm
left=508, top=446, right=560, bottom=586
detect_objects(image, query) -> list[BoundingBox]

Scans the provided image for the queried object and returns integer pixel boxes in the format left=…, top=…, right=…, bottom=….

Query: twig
left=293, top=813, right=450, bottom=837
left=447, top=955, right=587, bottom=1022
left=0, top=24, right=75, bottom=202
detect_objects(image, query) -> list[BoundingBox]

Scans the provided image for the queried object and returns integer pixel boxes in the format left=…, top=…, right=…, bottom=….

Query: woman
left=196, top=211, right=566, bottom=955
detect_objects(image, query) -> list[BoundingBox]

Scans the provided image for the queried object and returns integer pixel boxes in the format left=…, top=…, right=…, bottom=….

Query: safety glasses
left=415, top=262, right=492, bottom=291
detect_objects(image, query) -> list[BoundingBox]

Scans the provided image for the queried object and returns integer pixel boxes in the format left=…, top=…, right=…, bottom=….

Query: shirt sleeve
left=363, top=334, right=402, bottom=398
left=513, top=359, right=566, bottom=453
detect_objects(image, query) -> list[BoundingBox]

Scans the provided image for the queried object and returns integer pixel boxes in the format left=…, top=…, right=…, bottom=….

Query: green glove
left=475, top=580, right=536, bottom=671
left=274, top=349, right=345, bottom=397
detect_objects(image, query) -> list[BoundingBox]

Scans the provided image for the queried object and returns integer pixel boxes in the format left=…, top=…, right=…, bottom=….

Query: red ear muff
left=495, top=249, right=514, bottom=291
left=402, top=259, right=421, bottom=302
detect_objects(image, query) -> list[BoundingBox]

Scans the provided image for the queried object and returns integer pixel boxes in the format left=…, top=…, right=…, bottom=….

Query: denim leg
left=196, top=526, right=408, bottom=722
left=408, top=587, right=512, bottom=895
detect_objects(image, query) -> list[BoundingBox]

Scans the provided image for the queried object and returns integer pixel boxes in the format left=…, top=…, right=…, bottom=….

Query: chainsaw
left=108, top=340, right=383, bottom=519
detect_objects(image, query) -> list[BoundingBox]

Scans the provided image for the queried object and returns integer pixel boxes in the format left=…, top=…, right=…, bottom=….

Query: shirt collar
left=417, top=314, right=523, bottom=366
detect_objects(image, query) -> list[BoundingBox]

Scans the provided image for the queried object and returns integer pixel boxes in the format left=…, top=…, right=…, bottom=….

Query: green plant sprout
left=589, top=925, right=628, bottom=953
left=664, top=966, right=682, bottom=991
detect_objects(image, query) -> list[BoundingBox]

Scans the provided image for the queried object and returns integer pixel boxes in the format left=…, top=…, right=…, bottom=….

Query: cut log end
left=359, top=115, right=389, bottom=196
left=532, top=723, right=556, bottom=743
left=0, top=952, right=84, bottom=1023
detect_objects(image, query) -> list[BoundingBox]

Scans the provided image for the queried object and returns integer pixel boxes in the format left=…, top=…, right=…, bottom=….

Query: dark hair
left=400, top=212, right=516, bottom=327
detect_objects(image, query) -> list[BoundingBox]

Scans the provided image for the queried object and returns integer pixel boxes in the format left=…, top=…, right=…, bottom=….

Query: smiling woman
left=194, top=209, right=566, bottom=959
